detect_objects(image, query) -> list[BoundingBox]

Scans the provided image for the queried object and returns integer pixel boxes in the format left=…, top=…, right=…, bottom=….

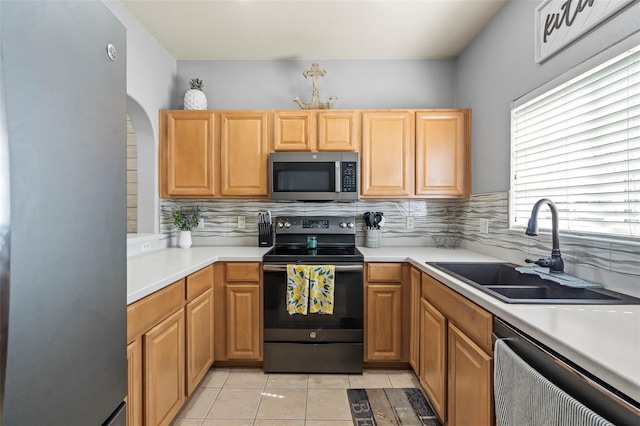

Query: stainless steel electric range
left=262, top=216, right=364, bottom=373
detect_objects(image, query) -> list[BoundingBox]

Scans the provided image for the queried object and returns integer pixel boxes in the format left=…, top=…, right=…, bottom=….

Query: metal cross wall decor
left=294, top=63, right=337, bottom=109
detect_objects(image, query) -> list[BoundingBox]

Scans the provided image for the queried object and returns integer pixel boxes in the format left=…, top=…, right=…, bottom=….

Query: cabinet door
left=219, top=111, right=269, bottom=196
left=161, top=110, right=216, bottom=197
left=448, top=323, right=492, bottom=426
left=361, top=111, right=414, bottom=197
left=144, top=309, right=185, bottom=426
left=186, top=288, right=214, bottom=396
left=415, top=110, right=470, bottom=198
left=273, top=111, right=315, bottom=151
left=126, top=339, right=143, bottom=426
left=419, top=299, right=447, bottom=422
left=317, top=110, right=359, bottom=151
left=409, top=267, right=421, bottom=373
left=365, top=284, right=402, bottom=361
left=226, top=284, right=261, bottom=360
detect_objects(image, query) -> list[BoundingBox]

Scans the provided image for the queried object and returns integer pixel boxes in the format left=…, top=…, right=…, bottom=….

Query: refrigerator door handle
left=0, top=29, right=12, bottom=423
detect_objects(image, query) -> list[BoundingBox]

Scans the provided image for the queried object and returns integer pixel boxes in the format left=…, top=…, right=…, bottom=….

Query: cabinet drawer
left=225, top=262, right=261, bottom=282
left=127, top=279, right=185, bottom=342
left=422, top=273, right=493, bottom=354
left=186, top=265, right=214, bottom=300
left=367, top=263, right=402, bottom=282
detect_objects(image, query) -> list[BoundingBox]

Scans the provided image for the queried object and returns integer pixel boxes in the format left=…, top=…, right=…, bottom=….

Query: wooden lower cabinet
left=419, top=298, right=447, bottom=422
left=186, top=288, right=214, bottom=395
left=419, top=272, right=493, bottom=426
left=448, top=323, right=493, bottom=426
left=365, top=284, right=402, bottom=361
left=127, top=339, right=143, bottom=426
left=214, top=262, right=263, bottom=361
left=127, top=265, right=214, bottom=426
left=365, top=262, right=406, bottom=362
left=144, top=309, right=185, bottom=426
left=408, top=267, right=421, bottom=372
left=226, top=284, right=261, bottom=359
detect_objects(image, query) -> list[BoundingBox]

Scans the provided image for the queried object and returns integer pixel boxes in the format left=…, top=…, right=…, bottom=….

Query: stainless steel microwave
left=269, top=152, right=359, bottom=201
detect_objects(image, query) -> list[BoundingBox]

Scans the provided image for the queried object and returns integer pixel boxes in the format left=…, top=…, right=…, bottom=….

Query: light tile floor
left=171, top=368, right=422, bottom=426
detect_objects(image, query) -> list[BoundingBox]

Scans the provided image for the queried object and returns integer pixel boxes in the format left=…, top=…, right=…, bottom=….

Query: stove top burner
left=263, top=245, right=364, bottom=263
left=263, top=216, right=363, bottom=263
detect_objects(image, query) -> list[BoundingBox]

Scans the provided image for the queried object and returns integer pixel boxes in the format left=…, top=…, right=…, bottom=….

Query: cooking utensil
left=363, top=212, right=372, bottom=229
left=369, top=212, right=377, bottom=228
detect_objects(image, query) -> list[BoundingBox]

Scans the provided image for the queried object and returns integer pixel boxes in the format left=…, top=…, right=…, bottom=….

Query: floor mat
left=347, top=388, right=442, bottom=425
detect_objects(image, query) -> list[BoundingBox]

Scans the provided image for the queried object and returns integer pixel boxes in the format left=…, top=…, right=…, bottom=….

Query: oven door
left=262, top=263, right=363, bottom=343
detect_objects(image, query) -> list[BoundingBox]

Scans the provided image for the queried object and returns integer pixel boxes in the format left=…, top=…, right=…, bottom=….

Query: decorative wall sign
left=535, top=0, right=634, bottom=63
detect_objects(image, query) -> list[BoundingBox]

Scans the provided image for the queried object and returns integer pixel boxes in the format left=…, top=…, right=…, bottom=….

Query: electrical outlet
left=479, top=218, right=489, bottom=234
left=406, top=216, right=415, bottom=229
left=141, top=242, right=151, bottom=252
left=198, top=218, right=205, bottom=229
left=237, top=216, right=246, bottom=229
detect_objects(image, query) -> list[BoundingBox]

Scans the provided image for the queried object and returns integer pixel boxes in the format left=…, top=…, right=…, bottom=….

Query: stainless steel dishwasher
left=493, top=318, right=640, bottom=426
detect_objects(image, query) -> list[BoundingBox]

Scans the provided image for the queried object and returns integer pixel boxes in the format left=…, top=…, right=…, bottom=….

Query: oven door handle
left=263, top=264, right=363, bottom=272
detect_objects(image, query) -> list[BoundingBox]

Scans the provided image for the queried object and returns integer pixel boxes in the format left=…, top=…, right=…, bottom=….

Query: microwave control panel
left=341, top=162, right=358, bottom=193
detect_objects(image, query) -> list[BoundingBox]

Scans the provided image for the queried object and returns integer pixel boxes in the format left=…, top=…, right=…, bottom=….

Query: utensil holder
left=365, top=229, right=381, bottom=248
left=259, top=224, right=273, bottom=247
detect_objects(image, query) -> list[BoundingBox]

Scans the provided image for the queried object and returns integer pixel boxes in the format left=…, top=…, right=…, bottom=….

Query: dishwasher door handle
left=263, top=264, right=363, bottom=272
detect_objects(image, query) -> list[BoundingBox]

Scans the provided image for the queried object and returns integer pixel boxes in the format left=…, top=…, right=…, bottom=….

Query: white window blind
left=511, top=45, right=640, bottom=239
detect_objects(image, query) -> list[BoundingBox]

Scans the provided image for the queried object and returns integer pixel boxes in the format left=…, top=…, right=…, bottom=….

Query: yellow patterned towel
left=287, top=264, right=309, bottom=315
left=309, top=265, right=335, bottom=314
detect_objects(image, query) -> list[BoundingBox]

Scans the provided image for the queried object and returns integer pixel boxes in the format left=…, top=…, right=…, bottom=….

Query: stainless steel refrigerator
left=0, top=1, right=127, bottom=424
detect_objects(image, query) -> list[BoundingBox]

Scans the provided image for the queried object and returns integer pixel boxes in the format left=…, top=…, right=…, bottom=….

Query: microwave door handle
left=335, top=161, right=341, bottom=193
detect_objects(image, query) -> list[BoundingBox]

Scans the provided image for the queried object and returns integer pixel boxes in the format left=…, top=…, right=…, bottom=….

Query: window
left=510, top=44, right=639, bottom=240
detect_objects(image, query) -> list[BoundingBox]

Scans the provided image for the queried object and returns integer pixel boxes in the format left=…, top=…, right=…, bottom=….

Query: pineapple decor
left=183, top=78, right=208, bottom=110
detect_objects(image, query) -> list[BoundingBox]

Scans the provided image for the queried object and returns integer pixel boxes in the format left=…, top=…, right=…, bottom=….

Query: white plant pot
left=183, top=89, right=207, bottom=110
left=179, top=230, right=192, bottom=249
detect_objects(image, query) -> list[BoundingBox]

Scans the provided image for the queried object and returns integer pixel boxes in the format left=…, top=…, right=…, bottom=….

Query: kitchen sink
left=427, top=262, right=640, bottom=304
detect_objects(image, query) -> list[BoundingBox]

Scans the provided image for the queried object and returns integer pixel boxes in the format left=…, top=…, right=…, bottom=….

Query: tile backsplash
left=160, top=198, right=457, bottom=247
left=160, top=192, right=639, bottom=287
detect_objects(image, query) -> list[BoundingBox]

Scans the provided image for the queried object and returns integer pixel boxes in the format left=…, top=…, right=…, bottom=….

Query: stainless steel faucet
left=524, top=198, right=564, bottom=273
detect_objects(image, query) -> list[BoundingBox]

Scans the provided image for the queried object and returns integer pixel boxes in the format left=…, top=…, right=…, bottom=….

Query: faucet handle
left=525, top=258, right=552, bottom=267
left=525, top=257, right=563, bottom=273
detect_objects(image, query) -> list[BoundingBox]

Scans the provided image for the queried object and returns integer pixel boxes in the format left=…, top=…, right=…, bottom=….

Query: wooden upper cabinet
left=317, top=110, right=359, bottom=151
left=160, top=110, right=216, bottom=197
left=361, top=111, right=414, bottom=197
left=273, top=111, right=315, bottom=151
left=219, top=111, right=269, bottom=197
left=272, top=110, right=359, bottom=152
left=415, top=110, right=471, bottom=198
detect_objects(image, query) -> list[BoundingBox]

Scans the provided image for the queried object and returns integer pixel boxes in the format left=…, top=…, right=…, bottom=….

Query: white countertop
left=127, top=246, right=270, bottom=304
left=127, top=245, right=640, bottom=404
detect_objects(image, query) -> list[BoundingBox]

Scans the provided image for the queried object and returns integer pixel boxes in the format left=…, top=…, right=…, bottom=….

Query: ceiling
left=121, top=0, right=507, bottom=60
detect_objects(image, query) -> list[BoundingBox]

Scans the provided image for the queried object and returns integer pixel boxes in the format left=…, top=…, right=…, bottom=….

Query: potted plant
left=172, top=204, right=202, bottom=248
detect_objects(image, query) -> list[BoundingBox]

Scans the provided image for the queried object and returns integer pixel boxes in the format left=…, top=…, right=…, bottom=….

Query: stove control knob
left=277, top=221, right=284, bottom=228
left=339, top=222, right=347, bottom=228
left=284, top=221, right=291, bottom=228
left=310, top=331, right=317, bottom=339
left=347, top=222, right=354, bottom=228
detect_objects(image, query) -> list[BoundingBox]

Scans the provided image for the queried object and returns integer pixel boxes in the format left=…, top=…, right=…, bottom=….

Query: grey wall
left=176, top=59, right=456, bottom=110
left=104, top=0, right=177, bottom=234
left=456, top=0, right=640, bottom=194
